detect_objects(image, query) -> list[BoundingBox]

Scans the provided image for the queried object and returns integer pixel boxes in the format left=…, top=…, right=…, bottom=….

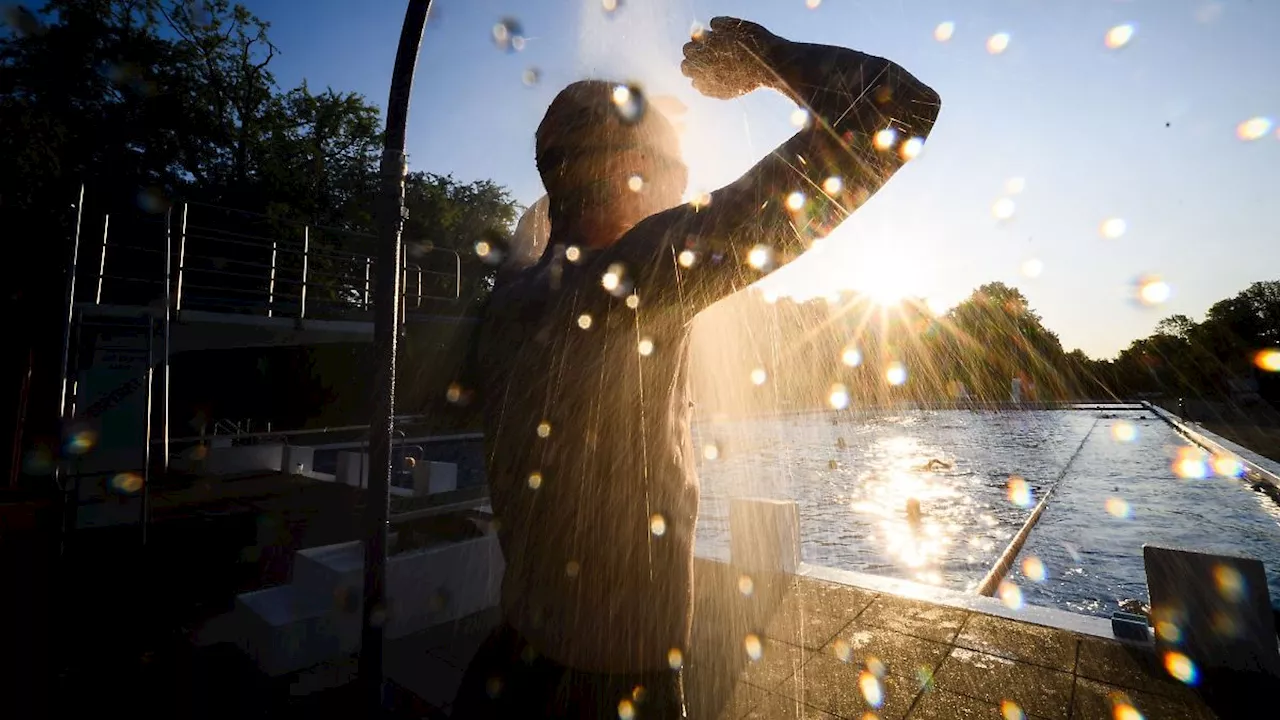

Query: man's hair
left=535, top=80, right=682, bottom=197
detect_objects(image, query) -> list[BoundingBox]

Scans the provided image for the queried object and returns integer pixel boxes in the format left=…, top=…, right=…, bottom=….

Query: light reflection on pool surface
left=693, top=408, right=1280, bottom=617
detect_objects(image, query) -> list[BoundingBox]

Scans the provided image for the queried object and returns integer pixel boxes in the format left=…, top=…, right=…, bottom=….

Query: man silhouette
left=453, top=16, right=940, bottom=718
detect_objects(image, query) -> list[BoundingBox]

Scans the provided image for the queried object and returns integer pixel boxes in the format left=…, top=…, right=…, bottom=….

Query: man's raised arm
left=600, top=17, right=941, bottom=314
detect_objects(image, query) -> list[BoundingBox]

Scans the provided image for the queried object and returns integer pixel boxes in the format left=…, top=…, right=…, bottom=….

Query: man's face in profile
left=556, top=143, right=688, bottom=248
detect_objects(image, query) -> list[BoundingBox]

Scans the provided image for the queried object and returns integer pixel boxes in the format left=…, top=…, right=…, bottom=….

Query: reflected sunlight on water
left=694, top=408, right=1280, bottom=615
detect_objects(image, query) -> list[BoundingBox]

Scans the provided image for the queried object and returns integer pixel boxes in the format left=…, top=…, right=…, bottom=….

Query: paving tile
left=932, top=647, right=1073, bottom=720
left=954, top=613, right=1078, bottom=672
left=820, top=622, right=951, bottom=680
left=777, top=576, right=878, bottom=622
left=743, top=692, right=841, bottom=719
left=856, top=595, right=969, bottom=644
left=907, top=688, right=1049, bottom=719
left=779, top=651, right=922, bottom=720
left=740, top=637, right=811, bottom=691
left=1071, top=677, right=1217, bottom=720
left=1076, top=636, right=1200, bottom=703
left=711, top=680, right=771, bottom=720
left=766, top=606, right=851, bottom=651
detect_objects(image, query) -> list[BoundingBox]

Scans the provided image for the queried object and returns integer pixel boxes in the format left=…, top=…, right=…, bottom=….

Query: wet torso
left=477, top=247, right=699, bottom=674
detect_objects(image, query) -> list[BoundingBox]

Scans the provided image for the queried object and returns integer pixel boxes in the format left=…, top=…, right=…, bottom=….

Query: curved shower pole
left=361, top=0, right=433, bottom=714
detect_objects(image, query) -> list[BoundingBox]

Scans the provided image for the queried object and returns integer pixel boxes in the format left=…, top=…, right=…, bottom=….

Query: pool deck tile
left=374, top=558, right=1224, bottom=719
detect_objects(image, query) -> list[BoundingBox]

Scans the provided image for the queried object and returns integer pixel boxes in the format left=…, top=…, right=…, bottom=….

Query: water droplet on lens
left=667, top=647, right=684, bottom=669
left=577, top=313, right=593, bottom=330
left=744, top=634, right=763, bottom=661
left=750, top=368, right=768, bottom=385
left=650, top=514, right=666, bottom=536
left=537, top=421, right=552, bottom=438
left=522, top=67, right=541, bottom=86
left=823, top=176, right=843, bottom=194
left=992, top=197, right=1016, bottom=220
left=528, top=472, right=543, bottom=489
left=611, top=83, right=646, bottom=123
left=627, top=175, right=644, bottom=192
left=638, top=337, right=654, bottom=356
left=934, top=21, right=955, bottom=42
left=1105, top=24, right=1135, bottom=49
left=1236, top=116, right=1272, bottom=141
left=1100, top=217, right=1127, bottom=239
left=785, top=191, right=806, bottom=211
left=602, top=0, right=622, bottom=13
left=987, top=32, right=1011, bottom=54
left=491, top=17, right=524, bottom=53
left=872, top=128, right=897, bottom=150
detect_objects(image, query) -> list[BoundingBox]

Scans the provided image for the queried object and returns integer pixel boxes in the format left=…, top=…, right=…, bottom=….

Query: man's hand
left=681, top=17, right=785, bottom=100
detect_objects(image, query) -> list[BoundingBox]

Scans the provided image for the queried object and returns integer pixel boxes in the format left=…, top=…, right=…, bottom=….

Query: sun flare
left=759, top=229, right=930, bottom=308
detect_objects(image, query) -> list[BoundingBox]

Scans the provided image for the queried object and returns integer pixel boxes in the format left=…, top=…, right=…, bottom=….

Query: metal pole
left=361, top=1, right=431, bottom=714
left=141, top=317, right=154, bottom=547
left=163, top=208, right=172, bottom=473
left=300, top=226, right=310, bottom=319
left=364, top=257, right=372, bottom=310
left=268, top=239, right=278, bottom=317
left=95, top=214, right=109, bottom=304
left=58, top=185, right=85, bottom=424
left=175, top=204, right=188, bottom=314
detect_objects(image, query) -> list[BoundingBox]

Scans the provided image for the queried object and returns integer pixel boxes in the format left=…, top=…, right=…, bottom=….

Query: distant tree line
left=690, top=280, right=1280, bottom=415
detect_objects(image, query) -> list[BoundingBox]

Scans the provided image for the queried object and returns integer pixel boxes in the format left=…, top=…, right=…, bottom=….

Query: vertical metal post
left=54, top=184, right=85, bottom=496
left=163, top=208, right=172, bottom=473
left=58, top=184, right=85, bottom=423
left=364, top=257, right=372, bottom=310
left=300, top=226, right=310, bottom=319
left=95, top=214, right=109, bottom=304
left=175, top=204, right=188, bottom=314
left=141, top=316, right=154, bottom=547
left=362, top=1, right=431, bottom=714
left=268, top=239, right=278, bottom=317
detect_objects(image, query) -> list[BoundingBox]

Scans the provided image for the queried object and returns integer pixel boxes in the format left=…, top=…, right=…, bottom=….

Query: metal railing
left=86, top=201, right=462, bottom=322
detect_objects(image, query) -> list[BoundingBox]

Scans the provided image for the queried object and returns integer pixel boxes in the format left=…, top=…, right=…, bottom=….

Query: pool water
left=693, top=407, right=1280, bottom=618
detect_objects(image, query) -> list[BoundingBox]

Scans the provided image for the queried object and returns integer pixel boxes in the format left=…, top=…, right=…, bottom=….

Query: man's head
left=536, top=80, right=688, bottom=249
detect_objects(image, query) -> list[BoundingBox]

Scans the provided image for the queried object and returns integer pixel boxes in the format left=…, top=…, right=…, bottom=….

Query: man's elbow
left=889, top=64, right=942, bottom=138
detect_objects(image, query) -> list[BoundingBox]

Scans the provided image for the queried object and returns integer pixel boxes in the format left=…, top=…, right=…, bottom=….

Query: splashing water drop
left=522, top=68, right=541, bottom=86
left=667, top=648, right=684, bottom=669
left=900, top=137, right=924, bottom=160
left=1007, top=477, right=1033, bottom=508
left=491, top=17, right=524, bottom=53
left=577, top=313, right=593, bottom=330
left=1105, top=24, right=1135, bottom=49
left=872, top=128, right=898, bottom=150
left=1135, top=276, right=1171, bottom=306
left=638, top=337, right=654, bottom=356
left=1111, top=421, right=1138, bottom=443
left=611, top=83, right=646, bottom=124
left=785, top=191, right=806, bottom=211
left=998, top=580, right=1023, bottom=609
left=986, top=33, right=1011, bottom=54
left=1100, top=217, right=1127, bottom=239
left=1021, top=556, right=1046, bottom=583
left=650, top=514, right=666, bottom=537
left=602, top=264, right=624, bottom=292
left=737, top=574, right=754, bottom=596
left=536, top=421, right=552, bottom=438
left=689, top=21, right=705, bottom=41
left=885, top=362, right=908, bottom=386
left=688, top=190, right=712, bottom=209
left=1236, top=116, right=1273, bottom=141
left=1164, top=651, right=1198, bottom=685
left=934, top=21, right=955, bottom=42
left=858, top=671, right=884, bottom=707
left=822, top=176, right=843, bottom=195
left=747, top=245, right=773, bottom=271
left=829, top=384, right=850, bottom=410
left=1000, top=699, right=1026, bottom=720
left=744, top=634, right=763, bottom=661
left=627, top=175, right=644, bottom=192
left=1105, top=497, right=1132, bottom=518
left=1253, top=349, right=1280, bottom=372
left=992, top=197, right=1016, bottom=220
left=750, top=368, right=768, bottom=385
left=1021, top=258, right=1044, bottom=278
left=527, top=472, right=543, bottom=490
left=832, top=639, right=852, bottom=662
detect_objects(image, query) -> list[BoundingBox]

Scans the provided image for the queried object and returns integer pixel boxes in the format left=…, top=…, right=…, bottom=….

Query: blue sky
left=249, top=0, right=1280, bottom=358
